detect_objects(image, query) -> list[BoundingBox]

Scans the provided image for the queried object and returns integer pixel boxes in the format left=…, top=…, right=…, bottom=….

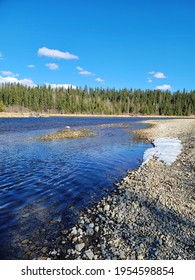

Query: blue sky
left=0, top=0, right=194, bottom=91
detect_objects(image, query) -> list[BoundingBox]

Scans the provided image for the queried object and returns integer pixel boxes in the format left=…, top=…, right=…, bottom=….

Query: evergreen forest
left=0, top=83, right=194, bottom=116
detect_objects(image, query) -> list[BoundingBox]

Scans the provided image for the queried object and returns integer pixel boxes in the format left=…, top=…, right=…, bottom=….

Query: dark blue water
left=0, top=117, right=152, bottom=259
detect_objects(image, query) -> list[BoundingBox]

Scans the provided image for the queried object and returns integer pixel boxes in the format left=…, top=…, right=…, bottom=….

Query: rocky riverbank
left=13, top=119, right=194, bottom=260
left=40, top=119, right=194, bottom=260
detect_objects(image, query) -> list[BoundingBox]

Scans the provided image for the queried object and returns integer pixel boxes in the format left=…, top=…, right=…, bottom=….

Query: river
left=0, top=116, right=153, bottom=259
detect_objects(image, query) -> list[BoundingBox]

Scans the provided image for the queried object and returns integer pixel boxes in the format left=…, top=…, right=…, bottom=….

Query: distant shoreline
left=0, top=112, right=195, bottom=119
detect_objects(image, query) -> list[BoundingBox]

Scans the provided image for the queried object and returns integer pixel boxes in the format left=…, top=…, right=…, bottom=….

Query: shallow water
left=0, top=116, right=152, bottom=259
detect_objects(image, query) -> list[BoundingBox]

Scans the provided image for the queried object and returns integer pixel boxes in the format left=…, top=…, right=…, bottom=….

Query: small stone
left=95, top=226, right=99, bottom=233
left=88, top=223, right=94, bottom=228
left=79, top=219, right=85, bottom=225
left=86, top=228, right=94, bottom=235
left=154, top=250, right=159, bottom=257
left=71, top=227, right=77, bottom=235
left=99, top=215, right=106, bottom=222
left=21, top=239, right=29, bottom=245
left=75, top=243, right=85, bottom=252
left=120, top=251, right=126, bottom=259
left=61, top=230, right=68, bottom=235
left=41, top=247, right=47, bottom=254
left=139, top=243, right=145, bottom=249
left=29, top=245, right=35, bottom=250
left=130, top=253, right=136, bottom=260
left=138, top=254, right=144, bottom=260
left=78, top=228, right=83, bottom=235
left=104, top=204, right=110, bottom=211
left=72, top=237, right=78, bottom=243
left=51, top=216, right=62, bottom=223
left=84, top=249, right=94, bottom=260
left=50, top=249, right=57, bottom=256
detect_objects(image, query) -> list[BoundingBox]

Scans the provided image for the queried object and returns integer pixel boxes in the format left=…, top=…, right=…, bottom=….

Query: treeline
left=0, top=83, right=195, bottom=116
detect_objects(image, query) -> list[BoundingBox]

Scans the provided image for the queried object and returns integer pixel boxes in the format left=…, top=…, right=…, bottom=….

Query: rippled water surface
left=0, top=117, right=152, bottom=259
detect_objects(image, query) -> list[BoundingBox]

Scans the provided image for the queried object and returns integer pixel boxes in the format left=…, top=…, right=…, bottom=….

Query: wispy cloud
left=0, top=70, right=19, bottom=77
left=147, top=78, right=153, bottom=83
left=0, top=52, right=3, bottom=60
left=27, top=64, right=35, bottom=68
left=148, top=71, right=167, bottom=79
left=0, top=75, right=36, bottom=87
left=38, top=47, right=78, bottom=60
left=45, top=63, right=59, bottom=70
left=76, top=66, right=84, bottom=71
left=155, top=84, right=171, bottom=90
left=95, top=77, right=104, bottom=83
left=79, top=70, right=92, bottom=75
left=45, top=83, right=76, bottom=89
left=76, top=66, right=94, bottom=76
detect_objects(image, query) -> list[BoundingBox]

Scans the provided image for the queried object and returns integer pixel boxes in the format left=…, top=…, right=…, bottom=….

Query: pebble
left=84, top=249, right=94, bottom=260
left=104, top=204, right=110, bottom=211
left=137, top=254, right=144, bottom=260
left=95, top=226, right=99, bottom=233
left=75, top=243, right=85, bottom=252
left=41, top=247, right=47, bottom=254
left=50, top=249, right=57, bottom=256
left=88, top=223, right=94, bottom=228
left=71, top=227, right=77, bottom=235
left=21, top=239, right=29, bottom=245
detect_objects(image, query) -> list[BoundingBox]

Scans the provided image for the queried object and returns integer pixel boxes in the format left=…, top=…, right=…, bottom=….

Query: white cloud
left=0, top=75, right=36, bottom=87
left=148, top=71, right=167, bottom=79
left=147, top=79, right=153, bottom=83
left=0, top=70, right=19, bottom=77
left=95, top=77, right=104, bottom=83
left=27, top=64, right=35, bottom=68
left=79, top=70, right=92, bottom=75
left=76, top=66, right=84, bottom=71
left=155, top=84, right=171, bottom=90
left=154, top=72, right=167, bottom=79
left=20, top=78, right=37, bottom=87
left=46, top=83, right=76, bottom=89
left=38, top=47, right=79, bottom=60
left=46, top=63, right=59, bottom=70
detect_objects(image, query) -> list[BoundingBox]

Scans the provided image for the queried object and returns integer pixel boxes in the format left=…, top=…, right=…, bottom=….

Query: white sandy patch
left=143, top=138, right=182, bottom=165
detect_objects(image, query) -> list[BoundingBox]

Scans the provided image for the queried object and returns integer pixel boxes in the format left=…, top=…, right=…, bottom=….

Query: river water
left=0, top=116, right=153, bottom=259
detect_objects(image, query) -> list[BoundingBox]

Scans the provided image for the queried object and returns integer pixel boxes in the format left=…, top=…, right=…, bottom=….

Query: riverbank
left=0, top=111, right=195, bottom=118
left=43, top=119, right=194, bottom=260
